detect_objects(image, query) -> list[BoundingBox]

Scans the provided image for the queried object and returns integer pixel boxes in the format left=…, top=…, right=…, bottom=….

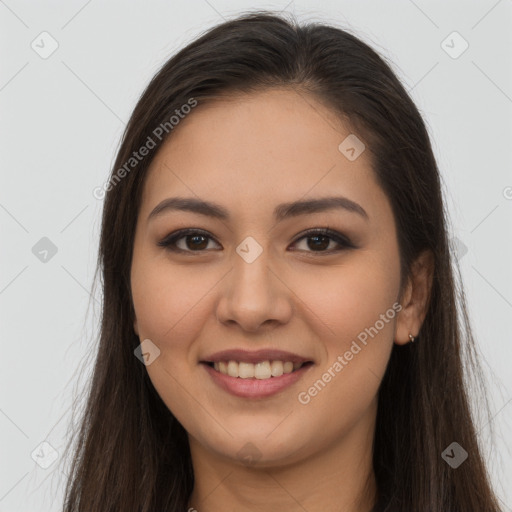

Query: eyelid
left=157, top=226, right=355, bottom=254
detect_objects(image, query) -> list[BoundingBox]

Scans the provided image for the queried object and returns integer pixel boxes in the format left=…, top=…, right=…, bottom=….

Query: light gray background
left=1, top=1, right=511, bottom=510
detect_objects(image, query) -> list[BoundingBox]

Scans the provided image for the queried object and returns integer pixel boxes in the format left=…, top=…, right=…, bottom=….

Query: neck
left=187, top=398, right=378, bottom=512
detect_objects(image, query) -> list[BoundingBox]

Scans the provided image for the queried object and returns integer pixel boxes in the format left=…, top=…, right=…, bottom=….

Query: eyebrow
left=147, top=196, right=369, bottom=223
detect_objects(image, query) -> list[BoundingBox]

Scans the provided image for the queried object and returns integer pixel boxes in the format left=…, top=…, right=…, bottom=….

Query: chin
left=194, top=422, right=316, bottom=468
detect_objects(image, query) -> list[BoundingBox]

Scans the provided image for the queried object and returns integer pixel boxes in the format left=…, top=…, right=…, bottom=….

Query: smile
left=207, top=359, right=309, bottom=379
left=201, top=360, right=314, bottom=399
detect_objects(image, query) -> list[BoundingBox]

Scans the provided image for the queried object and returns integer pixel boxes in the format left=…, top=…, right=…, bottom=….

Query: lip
left=201, top=348, right=312, bottom=365
left=201, top=361, right=314, bottom=399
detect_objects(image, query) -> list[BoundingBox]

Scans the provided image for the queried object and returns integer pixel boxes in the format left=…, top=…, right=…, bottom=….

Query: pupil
left=308, top=235, right=329, bottom=251
left=188, top=235, right=207, bottom=250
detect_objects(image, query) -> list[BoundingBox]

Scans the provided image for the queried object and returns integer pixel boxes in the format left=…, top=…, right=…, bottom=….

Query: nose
left=214, top=245, right=293, bottom=333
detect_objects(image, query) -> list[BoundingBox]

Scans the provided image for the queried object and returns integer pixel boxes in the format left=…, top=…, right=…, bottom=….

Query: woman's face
left=131, top=88, right=404, bottom=466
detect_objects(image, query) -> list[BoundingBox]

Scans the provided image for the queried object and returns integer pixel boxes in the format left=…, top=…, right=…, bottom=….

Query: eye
left=290, top=228, right=354, bottom=254
left=157, top=227, right=354, bottom=254
left=157, top=228, right=221, bottom=253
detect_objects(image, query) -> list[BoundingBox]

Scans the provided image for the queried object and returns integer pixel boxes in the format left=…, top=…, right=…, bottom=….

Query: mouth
left=201, top=359, right=314, bottom=379
left=199, top=349, right=315, bottom=399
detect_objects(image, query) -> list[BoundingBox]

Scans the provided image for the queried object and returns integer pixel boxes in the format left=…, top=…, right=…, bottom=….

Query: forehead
left=141, top=88, right=385, bottom=223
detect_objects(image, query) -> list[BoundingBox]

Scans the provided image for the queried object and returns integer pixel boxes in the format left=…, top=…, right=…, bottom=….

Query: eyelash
left=157, top=227, right=355, bottom=255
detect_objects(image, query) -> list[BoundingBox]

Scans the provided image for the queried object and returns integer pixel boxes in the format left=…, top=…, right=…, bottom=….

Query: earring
left=409, top=333, right=415, bottom=343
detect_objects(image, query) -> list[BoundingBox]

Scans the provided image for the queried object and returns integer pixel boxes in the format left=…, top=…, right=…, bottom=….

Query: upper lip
left=201, top=349, right=313, bottom=364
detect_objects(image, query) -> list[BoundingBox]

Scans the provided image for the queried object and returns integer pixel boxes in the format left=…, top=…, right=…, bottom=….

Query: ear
left=394, top=249, right=434, bottom=345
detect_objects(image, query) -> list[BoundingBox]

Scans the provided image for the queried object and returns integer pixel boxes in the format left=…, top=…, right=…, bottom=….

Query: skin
left=130, top=88, right=434, bottom=512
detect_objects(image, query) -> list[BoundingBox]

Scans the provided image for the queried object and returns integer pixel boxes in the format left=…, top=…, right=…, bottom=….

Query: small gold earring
left=409, top=333, right=415, bottom=343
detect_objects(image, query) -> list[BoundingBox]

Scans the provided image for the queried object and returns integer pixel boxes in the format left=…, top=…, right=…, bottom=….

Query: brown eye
left=290, top=228, right=354, bottom=254
left=157, top=229, right=221, bottom=253
left=302, top=234, right=332, bottom=251
left=182, top=233, right=209, bottom=250
left=158, top=227, right=354, bottom=255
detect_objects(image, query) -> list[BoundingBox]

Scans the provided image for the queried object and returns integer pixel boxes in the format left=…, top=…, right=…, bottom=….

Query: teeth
left=283, top=361, right=293, bottom=373
left=270, top=360, right=283, bottom=377
left=212, top=360, right=305, bottom=379
left=238, top=362, right=255, bottom=378
left=227, top=360, right=239, bottom=378
left=254, top=361, right=271, bottom=379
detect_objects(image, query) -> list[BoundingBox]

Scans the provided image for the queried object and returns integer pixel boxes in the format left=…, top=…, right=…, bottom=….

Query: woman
left=62, top=10, right=502, bottom=511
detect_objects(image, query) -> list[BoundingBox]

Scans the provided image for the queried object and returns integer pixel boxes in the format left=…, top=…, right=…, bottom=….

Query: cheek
left=130, top=256, right=215, bottom=419
left=290, top=251, right=399, bottom=411
left=289, top=252, right=400, bottom=346
left=292, top=278, right=397, bottom=446
left=131, top=255, right=213, bottom=348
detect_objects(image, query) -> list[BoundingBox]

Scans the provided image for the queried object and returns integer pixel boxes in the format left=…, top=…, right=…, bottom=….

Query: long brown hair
left=61, top=10, right=503, bottom=511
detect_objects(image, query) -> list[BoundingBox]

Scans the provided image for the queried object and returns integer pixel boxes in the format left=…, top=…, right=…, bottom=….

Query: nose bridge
left=215, top=235, right=292, bottom=330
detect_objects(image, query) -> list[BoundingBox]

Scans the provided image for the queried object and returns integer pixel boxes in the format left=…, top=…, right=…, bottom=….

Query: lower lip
left=202, top=363, right=313, bottom=399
